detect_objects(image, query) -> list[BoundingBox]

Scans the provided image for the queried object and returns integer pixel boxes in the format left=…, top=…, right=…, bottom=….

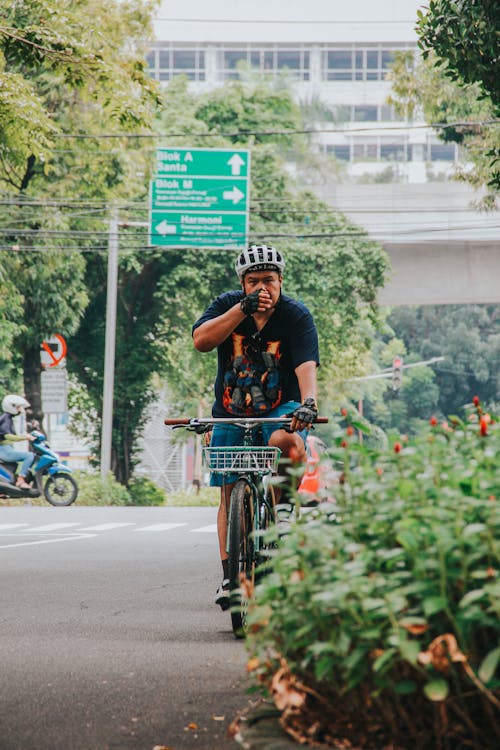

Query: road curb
left=233, top=701, right=302, bottom=749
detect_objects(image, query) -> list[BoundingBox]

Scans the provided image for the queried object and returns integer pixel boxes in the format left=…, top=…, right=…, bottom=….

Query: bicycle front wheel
left=228, top=479, right=255, bottom=638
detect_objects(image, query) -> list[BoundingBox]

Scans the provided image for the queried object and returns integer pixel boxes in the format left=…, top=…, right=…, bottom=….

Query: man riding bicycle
left=192, top=244, right=320, bottom=610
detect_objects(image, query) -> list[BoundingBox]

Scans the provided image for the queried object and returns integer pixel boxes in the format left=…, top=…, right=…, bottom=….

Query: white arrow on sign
left=155, top=219, right=177, bottom=236
left=227, top=154, right=245, bottom=175
left=222, top=186, right=245, bottom=204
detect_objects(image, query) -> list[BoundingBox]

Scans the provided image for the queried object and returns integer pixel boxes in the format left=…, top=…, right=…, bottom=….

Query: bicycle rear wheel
left=228, top=479, right=255, bottom=638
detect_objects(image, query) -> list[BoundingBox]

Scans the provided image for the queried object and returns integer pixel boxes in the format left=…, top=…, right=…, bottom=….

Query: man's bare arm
left=296, top=360, right=318, bottom=403
left=193, top=303, right=246, bottom=352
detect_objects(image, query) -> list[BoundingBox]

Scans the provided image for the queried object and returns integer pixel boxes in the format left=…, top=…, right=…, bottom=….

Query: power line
left=53, top=120, right=499, bottom=139
left=154, top=18, right=418, bottom=25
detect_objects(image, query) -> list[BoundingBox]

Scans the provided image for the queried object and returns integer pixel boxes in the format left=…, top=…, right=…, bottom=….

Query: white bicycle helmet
left=235, top=244, right=285, bottom=279
left=2, top=394, right=30, bottom=415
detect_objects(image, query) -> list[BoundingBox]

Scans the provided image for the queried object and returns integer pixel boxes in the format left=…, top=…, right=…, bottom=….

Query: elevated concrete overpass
left=318, top=183, right=500, bottom=305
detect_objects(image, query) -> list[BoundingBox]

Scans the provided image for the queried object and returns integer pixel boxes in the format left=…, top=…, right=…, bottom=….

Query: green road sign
left=149, top=147, right=250, bottom=248
left=155, top=147, right=249, bottom=178
left=150, top=211, right=248, bottom=248
left=151, top=176, right=248, bottom=212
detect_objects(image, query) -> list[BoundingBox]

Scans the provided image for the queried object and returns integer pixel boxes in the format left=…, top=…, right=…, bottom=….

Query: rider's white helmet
left=235, top=244, right=285, bottom=279
left=2, top=394, right=30, bottom=415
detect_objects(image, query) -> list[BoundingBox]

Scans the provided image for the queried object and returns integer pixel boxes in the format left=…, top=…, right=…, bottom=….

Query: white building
left=149, top=0, right=457, bottom=183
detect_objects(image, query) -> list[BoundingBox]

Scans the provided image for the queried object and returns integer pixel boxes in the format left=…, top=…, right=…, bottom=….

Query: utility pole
left=100, top=216, right=149, bottom=479
left=100, top=211, right=119, bottom=478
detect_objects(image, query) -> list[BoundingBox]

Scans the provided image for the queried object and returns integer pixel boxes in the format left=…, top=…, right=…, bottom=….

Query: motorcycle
left=0, top=430, right=78, bottom=506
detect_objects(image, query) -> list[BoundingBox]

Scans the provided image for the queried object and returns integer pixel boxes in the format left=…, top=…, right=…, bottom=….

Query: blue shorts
left=208, top=401, right=306, bottom=487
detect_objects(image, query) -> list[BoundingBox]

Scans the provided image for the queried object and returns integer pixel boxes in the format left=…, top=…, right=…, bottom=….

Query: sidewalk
left=233, top=700, right=352, bottom=750
left=233, top=701, right=302, bottom=750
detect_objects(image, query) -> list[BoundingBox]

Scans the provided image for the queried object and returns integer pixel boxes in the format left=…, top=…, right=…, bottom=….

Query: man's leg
left=215, top=482, right=234, bottom=610
left=268, top=428, right=307, bottom=504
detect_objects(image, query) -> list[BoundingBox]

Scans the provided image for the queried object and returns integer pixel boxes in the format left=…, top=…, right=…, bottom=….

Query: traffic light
left=392, top=357, right=403, bottom=392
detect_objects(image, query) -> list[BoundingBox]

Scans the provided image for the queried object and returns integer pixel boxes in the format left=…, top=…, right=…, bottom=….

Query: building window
left=218, top=45, right=310, bottom=80
left=146, top=45, right=206, bottom=81
left=353, top=105, right=378, bottom=122
left=429, top=143, right=457, bottom=161
left=326, top=145, right=350, bottom=161
left=322, top=44, right=415, bottom=82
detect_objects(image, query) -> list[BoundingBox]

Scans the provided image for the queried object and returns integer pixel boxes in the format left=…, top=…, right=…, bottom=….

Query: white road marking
left=78, top=522, right=136, bottom=531
left=134, top=523, right=187, bottom=532
left=0, top=533, right=97, bottom=550
left=0, top=523, right=29, bottom=530
left=26, top=522, right=82, bottom=532
left=190, top=524, right=217, bottom=533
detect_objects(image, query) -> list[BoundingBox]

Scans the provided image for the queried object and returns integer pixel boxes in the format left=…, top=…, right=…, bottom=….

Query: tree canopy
left=416, top=0, right=499, bottom=112
left=387, top=50, right=499, bottom=202
left=0, top=0, right=160, bottom=419
left=69, top=77, right=388, bottom=482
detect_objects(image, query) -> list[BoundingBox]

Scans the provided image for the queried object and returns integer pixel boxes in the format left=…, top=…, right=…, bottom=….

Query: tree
left=387, top=51, right=498, bottom=203
left=416, top=0, right=499, bottom=111
left=0, top=0, right=160, bottom=421
left=387, top=305, right=500, bottom=415
left=70, top=77, right=389, bottom=483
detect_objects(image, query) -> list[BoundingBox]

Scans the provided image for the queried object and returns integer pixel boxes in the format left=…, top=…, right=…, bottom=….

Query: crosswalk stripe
left=134, top=523, right=187, bottom=532
left=26, top=522, right=82, bottom=532
left=190, top=524, right=217, bottom=533
left=78, top=522, right=136, bottom=531
left=0, top=523, right=29, bottom=530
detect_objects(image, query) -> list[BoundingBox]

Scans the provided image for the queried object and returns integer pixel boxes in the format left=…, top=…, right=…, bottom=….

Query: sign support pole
left=101, top=210, right=119, bottom=478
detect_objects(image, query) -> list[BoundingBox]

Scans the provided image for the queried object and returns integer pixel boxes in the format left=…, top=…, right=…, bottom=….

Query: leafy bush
left=73, top=471, right=130, bottom=506
left=164, top=486, right=219, bottom=506
left=127, top=476, right=166, bottom=506
left=246, top=401, right=500, bottom=748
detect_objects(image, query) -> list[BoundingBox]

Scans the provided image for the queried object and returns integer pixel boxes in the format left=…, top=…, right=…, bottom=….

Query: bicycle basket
left=203, top=446, right=281, bottom=475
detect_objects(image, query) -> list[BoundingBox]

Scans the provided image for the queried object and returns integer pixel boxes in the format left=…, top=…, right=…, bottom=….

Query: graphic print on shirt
left=222, top=332, right=282, bottom=415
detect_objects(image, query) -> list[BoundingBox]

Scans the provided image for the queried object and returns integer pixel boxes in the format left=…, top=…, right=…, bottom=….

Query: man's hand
left=240, top=288, right=272, bottom=316
left=290, top=398, right=318, bottom=432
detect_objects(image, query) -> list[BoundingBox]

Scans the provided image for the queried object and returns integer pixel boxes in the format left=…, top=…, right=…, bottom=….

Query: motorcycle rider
left=0, top=395, right=35, bottom=490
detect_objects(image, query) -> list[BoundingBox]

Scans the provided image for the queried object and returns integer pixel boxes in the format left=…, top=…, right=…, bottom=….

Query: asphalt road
left=0, top=505, right=251, bottom=750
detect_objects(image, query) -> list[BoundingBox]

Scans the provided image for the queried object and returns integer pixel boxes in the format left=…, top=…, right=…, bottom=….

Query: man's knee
left=268, top=429, right=307, bottom=462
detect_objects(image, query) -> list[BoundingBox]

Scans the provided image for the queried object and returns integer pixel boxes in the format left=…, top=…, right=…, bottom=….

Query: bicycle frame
left=164, top=414, right=328, bottom=637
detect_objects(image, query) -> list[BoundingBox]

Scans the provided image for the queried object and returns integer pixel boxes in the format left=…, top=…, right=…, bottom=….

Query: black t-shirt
left=192, top=291, right=319, bottom=417
left=0, top=412, right=15, bottom=442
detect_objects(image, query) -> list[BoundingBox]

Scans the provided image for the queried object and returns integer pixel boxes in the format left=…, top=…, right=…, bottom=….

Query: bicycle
left=165, top=414, right=327, bottom=638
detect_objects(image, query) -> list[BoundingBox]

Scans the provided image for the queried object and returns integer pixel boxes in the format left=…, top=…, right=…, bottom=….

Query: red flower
left=430, top=416, right=438, bottom=426
left=341, top=439, right=348, bottom=448
left=341, top=408, right=348, bottom=417
left=480, top=414, right=491, bottom=436
left=394, top=442, right=402, bottom=453
left=473, top=396, right=480, bottom=406
left=346, top=425, right=354, bottom=436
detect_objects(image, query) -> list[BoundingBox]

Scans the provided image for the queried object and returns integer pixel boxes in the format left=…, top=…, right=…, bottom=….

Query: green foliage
left=73, top=470, right=130, bottom=505
left=153, top=82, right=388, bottom=422
left=388, top=305, right=500, bottom=416
left=416, top=0, right=499, bottom=111
left=163, top=487, right=219, bottom=507
left=0, top=0, right=160, bottom=437
left=246, top=401, right=500, bottom=748
left=127, top=476, right=166, bottom=506
left=387, top=50, right=498, bottom=200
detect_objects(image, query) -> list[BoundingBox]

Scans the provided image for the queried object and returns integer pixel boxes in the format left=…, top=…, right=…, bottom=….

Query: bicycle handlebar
left=164, top=416, right=329, bottom=427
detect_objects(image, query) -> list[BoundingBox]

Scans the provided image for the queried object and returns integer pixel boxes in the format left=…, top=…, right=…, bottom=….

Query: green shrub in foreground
left=247, top=401, right=500, bottom=749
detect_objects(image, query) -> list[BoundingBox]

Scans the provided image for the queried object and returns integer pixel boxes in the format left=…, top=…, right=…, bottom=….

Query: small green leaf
left=399, top=639, right=420, bottom=665
left=424, top=678, right=449, bottom=701
left=478, top=646, right=500, bottom=684
left=373, top=647, right=397, bottom=673
left=423, top=596, right=447, bottom=616
left=459, top=588, right=486, bottom=608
